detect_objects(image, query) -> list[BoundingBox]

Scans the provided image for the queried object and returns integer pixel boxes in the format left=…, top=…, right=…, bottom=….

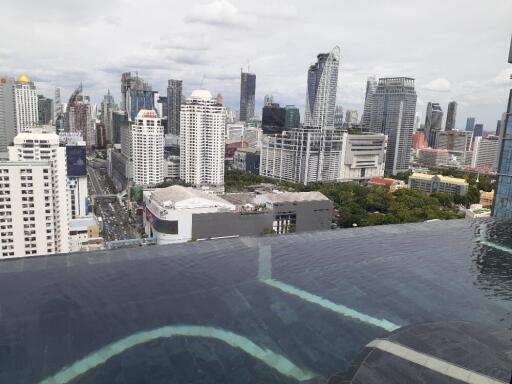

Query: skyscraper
left=239, top=71, right=256, bottom=121
left=285, top=105, right=300, bottom=130
left=121, top=72, right=154, bottom=121
left=473, top=123, right=484, bottom=137
left=368, top=77, right=417, bottom=175
left=493, top=35, right=512, bottom=217
left=361, top=76, right=377, bottom=129
left=0, top=76, right=16, bottom=153
left=263, top=94, right=274, bottom=107
left=180, top=90, right=226, bottom=187
left=304, top=46, right=340, bottom=129
left=37, top=95, right=53, bottom=125
left=166, top=79, right=182, bottom=135
left=424, top=102, right=443, bottom=147
left=131, top=110, right=164, bottom=186
left=100, top=90, right=117, bottom=144
left=465, top=117, right=476, bottom=132
left=334, top=105, right=344, bottom=129
left=445, top=101, right=457, bottom=131
left=262, top=103, right=286, bottom=134
left=67, top=84, right=95, bottom=150
left=14, top=75, right=38, bottom=133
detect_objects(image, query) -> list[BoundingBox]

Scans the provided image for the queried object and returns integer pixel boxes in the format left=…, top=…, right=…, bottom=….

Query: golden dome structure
left=16, top=74, right=32, bottom=84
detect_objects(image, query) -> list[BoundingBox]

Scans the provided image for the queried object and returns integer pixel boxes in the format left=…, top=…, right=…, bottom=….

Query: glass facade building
left=239, top=72, right=256, bottom=121
left=492, top=37, right=512, bottom=217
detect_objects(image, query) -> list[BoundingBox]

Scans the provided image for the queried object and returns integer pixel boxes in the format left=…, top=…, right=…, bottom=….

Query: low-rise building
left=367, top=177, right=406, bottom=192
left=233, top=147, right=260, bottom=174
left=69, top=215, right=104, bottom=252
left=465, top=204, right=491, bottom=218
left=409, top=173, right=468, bottom=195
left=480, top=190, right=494, bottom=207
left=143, top=185, right=332, bottom=244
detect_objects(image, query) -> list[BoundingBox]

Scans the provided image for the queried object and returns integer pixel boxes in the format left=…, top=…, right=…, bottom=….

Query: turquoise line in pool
left=258, top=245, right=400, bottom=332
left=38, top=325, right=318, bottom=384
left=479, top=222, right=512, bottom=255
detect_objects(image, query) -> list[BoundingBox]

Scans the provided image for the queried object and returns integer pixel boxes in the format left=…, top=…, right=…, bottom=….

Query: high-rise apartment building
left=445, top=101, right=457, bottom=131
left=166, top=79, right=182, bottom=135
left=304, top=46, right=340, bottom=129
left=361, top=76, right=378, bottom=129
left=493, top=35, right=512, bottom=217
left=180, top=90, right=226, bottom=187
left=334, top=105, right=344, bottom=130
left=368, top=77, right=417, bottom=175
left=0, top=128, right=70, bottom=258
left=424, top=102, right=443, bottom=147
left=37, top=95, right=53, bottom=125
left=0, top=76, right=16, bottom=154
left=472, top=135, right=500, bottom=170
left=465, top=117, right=476, bottom=132
left=14, top=75, right=38, bottom=133
left=121, top=72, right=154, bottom=121
left=131, top=110, right=164, bottom=186
left=239, top=72, right=256, bottom=121
left=285, top=105, right=300, bottom=130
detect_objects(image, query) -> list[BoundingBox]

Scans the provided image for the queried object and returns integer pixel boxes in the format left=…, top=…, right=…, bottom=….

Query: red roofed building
left=368, top=177, right=406, bottom=192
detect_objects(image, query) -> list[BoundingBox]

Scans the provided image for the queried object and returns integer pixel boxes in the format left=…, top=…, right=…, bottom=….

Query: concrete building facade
left=409, top=173, right=468, bottom=195
left=14, top=75, right=38, bottom=133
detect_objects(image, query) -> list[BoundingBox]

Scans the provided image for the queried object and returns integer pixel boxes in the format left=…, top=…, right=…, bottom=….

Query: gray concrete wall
left=192, top=211, right=273, bottom=239
left=272, top=200, right=333, bottom=232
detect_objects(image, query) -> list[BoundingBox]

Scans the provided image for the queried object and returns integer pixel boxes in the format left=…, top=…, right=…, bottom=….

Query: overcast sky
left=1, top=0, right=511, bottom=130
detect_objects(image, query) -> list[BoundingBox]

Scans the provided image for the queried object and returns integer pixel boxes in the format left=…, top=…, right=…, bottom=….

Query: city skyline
left=0, top=0, right=510, bottom=131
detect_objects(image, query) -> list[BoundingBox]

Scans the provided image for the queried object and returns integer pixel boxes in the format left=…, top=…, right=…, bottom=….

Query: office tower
left=112, top=110, right=128, bottom=145
left=54, top=87, right=63, bottom=118
left=493, top=35, right=512, bottom=217
left=434, top=130, right=473, bottom=167
left=472, top=135, right=500, bottom=170
left=166, top=79, right=182, bottom=135
left=424, top=102, right=443, bottom=147
left=473, top=123, right=484, bottom=137
left=334, top=105, right=344, bottom=129
left=37, top=95, right=53, bottom=125
left=445, top=101, right=457, bottom=131
left=414, top=114, right=421, bottom=131
left=496, top=112, right=507, bottom=136
left=465, top=117, right=475, bottom=132
left=54, top=87, right=65, bottom=134
left=67, top=84, right=95, bottom=150
left=361, top=76, right=377, bottom=129
left=180, top=90, right=226, bottom=187
left=239, top=71, right=256, bottom=121
left=285, top=105, right=300, bottom=130
left=100, top=90, right=117, bottom=144
left=368, top=77, right=417, bottom=175
left=345, top=110, right=359, bottom=126
left=262, top=103, right=286, bottom=134
left=0, top=76, right=16, bottom=153
left=14, top=75, right=38, bottom=133
left=215, top=93, right=223, bottom=106
left=304, top=46, right=340, bottom=129
left=131, top=110, right=164, bottom=186
left=0, top=128, right=70, bottom=257
left=121, top=72, right=154, bottom=121
left=264, top=94, right=274, bottom=106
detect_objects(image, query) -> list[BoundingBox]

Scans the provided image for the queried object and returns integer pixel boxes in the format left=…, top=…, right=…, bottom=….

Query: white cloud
left=186, top=0, right=245, bottom=28
left=423, top=78, right=452, bottom=92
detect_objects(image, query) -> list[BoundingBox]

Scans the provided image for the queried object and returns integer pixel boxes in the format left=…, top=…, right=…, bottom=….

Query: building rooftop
left=68, top=216, right=99, bottom=230
left=149, top=185, right=234, bottom=209
left=256, top=191, right=330, bottom=203
left=1, top=219, right=511, bottom=383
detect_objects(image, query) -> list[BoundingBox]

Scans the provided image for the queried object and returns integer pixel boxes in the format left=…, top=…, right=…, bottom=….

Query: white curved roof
left=190, top=89, right=212, bottom=100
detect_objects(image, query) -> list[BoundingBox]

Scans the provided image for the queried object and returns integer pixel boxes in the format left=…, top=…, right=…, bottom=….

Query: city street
left=88, top=153, right=140, bottom=242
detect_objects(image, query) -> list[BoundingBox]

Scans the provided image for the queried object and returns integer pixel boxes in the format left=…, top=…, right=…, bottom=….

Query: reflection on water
left=474, top=220, right=512, bottom=300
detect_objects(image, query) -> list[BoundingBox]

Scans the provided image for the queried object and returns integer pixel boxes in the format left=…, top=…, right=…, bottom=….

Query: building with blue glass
left=121, top=72, right=154, bottom=121
left=492, top=36, right=512, bottom=217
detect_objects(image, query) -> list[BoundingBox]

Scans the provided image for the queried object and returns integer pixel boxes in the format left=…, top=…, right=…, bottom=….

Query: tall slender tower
left=368, top=77, right=417, bottom=175
left=304, top=46, right=340, bottom=129
left=166, top=79, right=182, bottom=135
left=239, top=71, right=256, bottom=121
left=424, top=102, right=443, bottom=147
left=14, top=75, right=38, bottom=133
left=361, top=76, right=377, bottom=129
left=121, top=72, right=153, bottom=121
left=445, top=101, right=457, bottom=131
left=492, top=35, right=512, bottom=217
left=180, top=90, right=226, bottom=187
